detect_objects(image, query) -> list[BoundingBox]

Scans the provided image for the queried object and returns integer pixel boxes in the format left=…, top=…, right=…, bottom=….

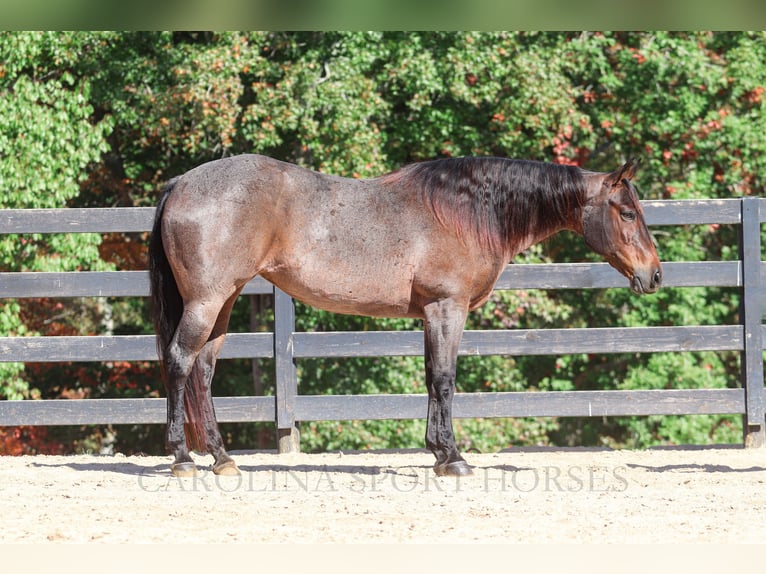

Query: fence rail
left=1, top=198, right=764, bottom=450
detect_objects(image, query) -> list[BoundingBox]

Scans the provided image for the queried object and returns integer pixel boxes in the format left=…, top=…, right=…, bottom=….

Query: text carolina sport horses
left=149, top=154, right=661, bottom=477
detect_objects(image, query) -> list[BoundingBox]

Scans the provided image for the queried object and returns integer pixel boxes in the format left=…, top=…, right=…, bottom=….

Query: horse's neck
left=505, top=187, right=584, bottom=258
left=506, top=223, right=568, bottom=260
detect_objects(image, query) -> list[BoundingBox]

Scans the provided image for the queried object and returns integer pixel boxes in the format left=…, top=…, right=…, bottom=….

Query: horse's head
left=581, top=158, right=662, bottom=295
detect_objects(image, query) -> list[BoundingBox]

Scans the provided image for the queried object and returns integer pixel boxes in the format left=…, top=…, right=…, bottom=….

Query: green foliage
left=0, top=32, right=112, bottom=401
left=0, top=302, right=28, bottom=400
left=2, top=31, right=764, bottom=453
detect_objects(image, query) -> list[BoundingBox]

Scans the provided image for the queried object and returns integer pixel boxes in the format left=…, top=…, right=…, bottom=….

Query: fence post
left=274, top=287, right=300, bottom=453
left=739, top=197, right=765, bottom=447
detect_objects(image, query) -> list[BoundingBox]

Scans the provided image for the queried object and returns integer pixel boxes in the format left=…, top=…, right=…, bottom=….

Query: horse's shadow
left=482, top=464, right=532, bottom=472
left=29, top=459, right=413, bottom=478
left=236, top=463, right=387, bottom=476
left=627, top=463, right=766, bottom=474
left=30, top=458, right=533, bottom=478
left=31, top=460, right=169, bottom=478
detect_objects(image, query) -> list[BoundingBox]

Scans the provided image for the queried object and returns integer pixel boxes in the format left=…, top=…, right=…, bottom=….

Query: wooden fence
left=0, top=197, right=764, bottom=451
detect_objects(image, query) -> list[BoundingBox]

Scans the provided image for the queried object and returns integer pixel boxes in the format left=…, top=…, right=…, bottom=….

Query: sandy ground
left=2, top=446, right=766, bottom=544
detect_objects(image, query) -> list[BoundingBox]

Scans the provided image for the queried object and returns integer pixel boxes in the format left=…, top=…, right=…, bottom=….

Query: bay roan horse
left=149, top=154, right=661, bottom=477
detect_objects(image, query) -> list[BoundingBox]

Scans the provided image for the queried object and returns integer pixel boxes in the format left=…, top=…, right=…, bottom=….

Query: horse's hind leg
left=191, top=340, right=238, bottom=475
left=165, top=297, right=229, bottom=476
left=194, top=290, right=243, bottom=476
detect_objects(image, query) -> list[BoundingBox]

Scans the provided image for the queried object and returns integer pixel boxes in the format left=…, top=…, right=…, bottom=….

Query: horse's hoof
left=213, top=460, right=240, bottom=476
left=171, top=462, right=197, bottom=477
left=434, top=460, right=474, bottom=477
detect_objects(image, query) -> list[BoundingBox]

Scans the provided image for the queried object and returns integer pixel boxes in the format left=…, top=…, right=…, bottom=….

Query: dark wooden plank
left=0, top=261, right=740, bottom=299
left=496, top=261, right=741, bottom=290
left=292, top=388, right=746, bottom=421
left=0, top=201, right=744, bottom=234
left=0, top=335, right=160, bottom=362
left=0, top=208, right=155, bottom=234
left=293, top=331, right=423, bottom=358
left=0, top=271, right=274, bottom=298
left=1, top=388, right=742, bottom=426
left=0, top=398, right=168, bottom=425
left=451, top=388, right=745, bottom=418
left=292, top=325, right=743, bottom=359
left=0, top=271, right=149, bottom=298
left=7, top=325, right=738, bottom=364
left=0, top=333, right=274, bottom=362
left=0, top=396, right=275, bottom=426
left=218, top=333, right=275, bottom=360
left=641, top=199, right=741, bottom=225
left=459, top=325, right=743, bottom=356
left=213, top=396, right=276, bottom=422
left=296, top=394, right=425, bottom=420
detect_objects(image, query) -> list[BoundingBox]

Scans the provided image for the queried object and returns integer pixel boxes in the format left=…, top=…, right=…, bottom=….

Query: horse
left=149, top=154, right=662, bottom=477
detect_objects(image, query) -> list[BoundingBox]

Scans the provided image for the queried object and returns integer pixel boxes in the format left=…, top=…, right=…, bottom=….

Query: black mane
left=388, top=157, right=585, bottom=255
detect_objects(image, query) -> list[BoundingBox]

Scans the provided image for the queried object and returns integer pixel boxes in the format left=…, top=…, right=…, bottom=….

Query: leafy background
left=1, top=31, right=764, bottom=455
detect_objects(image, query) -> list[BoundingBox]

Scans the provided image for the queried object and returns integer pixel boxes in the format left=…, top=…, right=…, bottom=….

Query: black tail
left=149, top=177, right=210, bottom=452
left=149, top=177, right=182, bottom=375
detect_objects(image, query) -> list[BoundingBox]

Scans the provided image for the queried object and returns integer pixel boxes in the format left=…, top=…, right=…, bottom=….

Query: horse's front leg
left=423, top=299, right=473, bottom=477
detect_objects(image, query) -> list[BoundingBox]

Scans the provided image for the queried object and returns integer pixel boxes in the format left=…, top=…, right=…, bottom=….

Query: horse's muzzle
left=631, top=267, right=662, bottom=295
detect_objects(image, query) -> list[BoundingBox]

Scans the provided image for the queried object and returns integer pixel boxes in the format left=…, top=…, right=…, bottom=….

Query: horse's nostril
left=653, top=269, right=662, bottom=287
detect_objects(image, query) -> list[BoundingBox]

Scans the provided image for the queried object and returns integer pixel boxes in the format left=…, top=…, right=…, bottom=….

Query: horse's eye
left=621, top=211, right=636, bottom=222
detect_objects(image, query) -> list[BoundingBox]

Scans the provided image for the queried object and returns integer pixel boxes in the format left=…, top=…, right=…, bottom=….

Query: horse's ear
left=606, top=157, right=640, bottom=186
